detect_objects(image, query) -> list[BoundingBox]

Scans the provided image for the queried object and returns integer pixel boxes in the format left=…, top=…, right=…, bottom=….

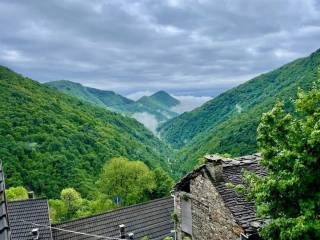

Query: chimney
left=28, top=191, right=34, bottom=199
left=128, top=232, right=134, bottom=239
left=31, top=228, right=39, bottom=240
left=119, top=224, right=126, bottom=239
left=204, top=155, right=224, bottom=181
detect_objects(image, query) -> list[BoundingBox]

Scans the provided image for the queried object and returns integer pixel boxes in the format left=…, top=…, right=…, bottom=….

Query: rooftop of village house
left=174, top=153, right=267, bottom=236
left=1, top=154, right=268, bottom=240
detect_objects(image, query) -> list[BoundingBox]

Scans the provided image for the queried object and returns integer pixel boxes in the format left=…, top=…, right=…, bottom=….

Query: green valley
left=159, top=49, right=320, bottom=174
left=0, top=66, right=173, bottom=198
left=3, top=48, right=320, bottom=196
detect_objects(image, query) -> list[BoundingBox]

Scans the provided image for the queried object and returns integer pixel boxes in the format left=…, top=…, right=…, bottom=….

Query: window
left=181, top=197, right=192, bottom=235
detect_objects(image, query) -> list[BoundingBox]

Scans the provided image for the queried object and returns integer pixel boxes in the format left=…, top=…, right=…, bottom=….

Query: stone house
left=173, top=154, right=266, bottom=240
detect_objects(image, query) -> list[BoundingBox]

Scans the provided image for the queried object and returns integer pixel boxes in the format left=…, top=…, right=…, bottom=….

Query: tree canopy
left=245, top=85, right=320, bottom=239
left=48, top=157, right=174, bottom=222
left=49, top=187, right=114, bottom=223
left=99, top=157, right=156, bottom=206
left=6, top=186, right=28, bottom=201
left=0, top=66, right=172, bottom=198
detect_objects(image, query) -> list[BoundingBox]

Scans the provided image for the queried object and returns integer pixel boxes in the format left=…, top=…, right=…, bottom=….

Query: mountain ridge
left=46, top=80, right=181, bottom=128
left=142, top=90, right=180, bottom=108
left=0, top=66, right=172, bottom=198
left=159, top=48, right=320, bottom=175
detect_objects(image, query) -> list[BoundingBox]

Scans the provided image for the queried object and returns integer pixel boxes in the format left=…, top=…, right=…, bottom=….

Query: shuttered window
left=181, top=198, right=192, bottom=235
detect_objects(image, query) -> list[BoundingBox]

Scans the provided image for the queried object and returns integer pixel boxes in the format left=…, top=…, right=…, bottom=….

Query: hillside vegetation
left=45, top=80, right=134, bottom=109
left=159, top=49, right=320, bottom=174
left=47, top=81, right=180, bottom=124
left=0, top=66, right=172, bottom=198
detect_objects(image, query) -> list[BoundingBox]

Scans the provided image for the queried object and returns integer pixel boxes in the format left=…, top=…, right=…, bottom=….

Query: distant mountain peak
left=152, top=90, right=170, bottom=96
left=149, top=90, right=180, bottom=108
left=50, top=80, right=81, bottom=85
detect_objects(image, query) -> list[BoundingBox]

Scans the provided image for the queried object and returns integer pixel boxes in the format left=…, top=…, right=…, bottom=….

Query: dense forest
left=159, top=49, right=320, bottom=175
left=45, top=80, right=135, bottom=109
left=7, top=157, right=174, bottom=222
left=3, top=49, right=320, bottom=200
left=0, top=65, right=173, bottom=198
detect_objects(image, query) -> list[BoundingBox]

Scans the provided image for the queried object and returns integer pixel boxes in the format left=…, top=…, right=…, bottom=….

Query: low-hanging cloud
left=171, top=95, right=212, bottom=113
left=131, top=93, right=212, bottom=131
left=132, top=112, right=159, bottom=134
left=0, top=0, right=320, bottom=96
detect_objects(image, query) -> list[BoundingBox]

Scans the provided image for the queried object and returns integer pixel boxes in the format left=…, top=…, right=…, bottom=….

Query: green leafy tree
left=49, top=188, right=114, bottom=223
left=99, top=157, right=156, bottom=206
left=49, top=199, right=67, bottom=223
left=6, top=186, right=28, bottom=201
left=60, top=188, right=82, bottom=220
left=245, top=86, right=320, bottom=239
left=151, top=167, right=174, bottom=198
left=49, top=188, right=82, bottom=222
left=84, top=194, right=113, bottom=215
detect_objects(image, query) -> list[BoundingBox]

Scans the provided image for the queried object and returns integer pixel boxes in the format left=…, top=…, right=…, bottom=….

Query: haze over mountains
left=1, top=48, right=320, bottom=196
left=1, top=1, right=320, bottom=233
left=46, top=80, right=209, bottom=133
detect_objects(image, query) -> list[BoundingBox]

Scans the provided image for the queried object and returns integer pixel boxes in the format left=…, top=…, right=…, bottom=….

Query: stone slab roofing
left=52, top=197, right=174, bottom=240
left=214, top=154, right=267, bottom=235
left=175, top=153, right=266, bottom=236
left=7, top=198, right=53, bottom=240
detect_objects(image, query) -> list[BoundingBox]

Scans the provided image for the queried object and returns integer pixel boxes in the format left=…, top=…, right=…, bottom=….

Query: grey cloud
left=0, top=0, right=319, bottom=96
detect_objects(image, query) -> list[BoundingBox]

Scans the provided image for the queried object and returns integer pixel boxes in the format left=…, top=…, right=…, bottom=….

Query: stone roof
left=175, top=153, right=266, bottom=235
left=215, top=154, right=266, bottom=234
left=7, top=198, right=53, bottom=240
left=174, top=164, right=207, bottom=192
left=52, top=197, right=174, bottom=240
left=0, top=163, right=10, bottom=240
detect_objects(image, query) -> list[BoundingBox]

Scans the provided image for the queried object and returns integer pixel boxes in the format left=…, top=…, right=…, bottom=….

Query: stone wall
left=175, top=169, right=243, bottom=240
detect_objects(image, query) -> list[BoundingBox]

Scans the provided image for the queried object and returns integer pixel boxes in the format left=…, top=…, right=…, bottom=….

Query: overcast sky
left=0, top=0, right=320, bottom=97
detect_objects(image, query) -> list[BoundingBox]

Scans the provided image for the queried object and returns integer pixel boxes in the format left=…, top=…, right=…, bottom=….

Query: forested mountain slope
left=0, top=66, right=172, bottom=198
left=86, top=86, right=134, bottom=107
left=47, top=81, right=179, bottom=124
left=159, top=49, right=320, bottom=174
left=136, top=95, right=178, bottom=118
left=45, top=80, right=134, bottom=109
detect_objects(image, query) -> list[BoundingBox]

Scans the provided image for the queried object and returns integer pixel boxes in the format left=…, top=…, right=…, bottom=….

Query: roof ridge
left=54, top=196, right=173, bottom=225
left=222, top=153, right=262, bottom=167
left=56, top=201, right=173, bottom=229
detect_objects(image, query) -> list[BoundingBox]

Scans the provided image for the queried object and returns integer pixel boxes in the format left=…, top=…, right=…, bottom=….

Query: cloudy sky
left=0, top=0, right=320, bottom=97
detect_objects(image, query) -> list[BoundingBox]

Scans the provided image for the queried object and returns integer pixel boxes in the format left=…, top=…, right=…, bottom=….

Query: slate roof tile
left=214, top=154, right=266, bottom=234
left=52, top=197, right=174, bottom=240
left=175, top=153, right=266, bottom=235
left=7, top=198, right=53, bottom=240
